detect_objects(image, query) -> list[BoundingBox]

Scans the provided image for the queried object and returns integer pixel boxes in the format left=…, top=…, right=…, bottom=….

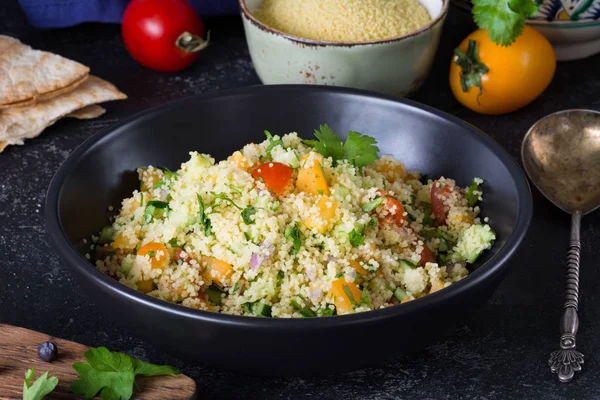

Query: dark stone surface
left=1, top=2, right=600, bottom=399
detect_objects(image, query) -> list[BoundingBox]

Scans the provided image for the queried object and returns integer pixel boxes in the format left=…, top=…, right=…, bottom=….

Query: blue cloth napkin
left=18, top=0, right=241, bottom=28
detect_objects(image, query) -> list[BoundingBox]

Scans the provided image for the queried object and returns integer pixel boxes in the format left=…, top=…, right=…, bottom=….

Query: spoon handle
left=549, top=211, right=584, bottom=382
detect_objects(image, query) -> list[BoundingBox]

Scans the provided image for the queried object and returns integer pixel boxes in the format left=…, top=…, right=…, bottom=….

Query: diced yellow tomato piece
left=113, top=231, right=137, bottom=250
left=304, top=196, right=337, bottom=233
left=139, top=168, right=162, bottom=191
left=137, top=279, right=154, bottom=293
left=296, top=152, right=329, bottom=196
left=430, top=279, right=445, bottom=294
left=448, top=213, right=473, bottom=227
left=201, top=256, right=234, bottom=286
left=349, top=260, right=368, bottom=277
left=328, top=279, right=362, bottom=315
left=137, top=242, right=169, bottom=270
left=372, top=156, right=406, bottom=183
left=229, top=151, right=250, bottom=170
left=401, top=297, right=412, bottom=304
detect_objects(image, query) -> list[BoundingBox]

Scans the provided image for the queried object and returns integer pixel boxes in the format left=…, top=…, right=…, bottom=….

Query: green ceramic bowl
left=240, top=0, right=449, bottom=97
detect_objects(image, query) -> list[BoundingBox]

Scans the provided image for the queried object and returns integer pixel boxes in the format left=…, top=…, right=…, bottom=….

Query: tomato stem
left=453, top=40, right=488, bottom=99
left=175, top=31, right=210, bottom=53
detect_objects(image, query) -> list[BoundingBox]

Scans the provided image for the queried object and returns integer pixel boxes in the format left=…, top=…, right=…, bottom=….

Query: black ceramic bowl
left=46, top=85, right=532, bottom=376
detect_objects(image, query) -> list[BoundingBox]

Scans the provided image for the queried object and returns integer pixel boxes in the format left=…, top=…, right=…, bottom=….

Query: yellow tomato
left=449, top=27, right=556, bottom=115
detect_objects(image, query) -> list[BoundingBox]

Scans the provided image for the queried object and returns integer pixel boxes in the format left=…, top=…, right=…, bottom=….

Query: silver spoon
left=522, top=109, right=600, bottom=383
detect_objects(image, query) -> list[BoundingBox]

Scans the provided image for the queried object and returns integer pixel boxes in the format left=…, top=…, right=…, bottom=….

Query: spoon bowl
left=522, top=109, right=600, bottom=215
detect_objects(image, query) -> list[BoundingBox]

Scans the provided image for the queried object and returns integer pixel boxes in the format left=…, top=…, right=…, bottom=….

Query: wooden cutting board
left=0, top=324, right=197, bottom=399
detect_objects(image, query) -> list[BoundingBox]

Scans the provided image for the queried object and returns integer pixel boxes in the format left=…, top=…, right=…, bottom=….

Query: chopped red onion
left=250, top=242, right=274, bottom=271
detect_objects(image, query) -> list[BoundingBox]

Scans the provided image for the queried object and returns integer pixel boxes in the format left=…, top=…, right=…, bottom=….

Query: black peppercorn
left=37, top=341, right=59, bottom=362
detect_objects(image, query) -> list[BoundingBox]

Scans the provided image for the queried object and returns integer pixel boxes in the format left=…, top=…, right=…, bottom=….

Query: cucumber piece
left=399, top=259, right=416, bottom=270
left=120, top=255, right=135, bottom=278
left=254, top=302, right=272, bottom=317
left=394, top=287, right=407, bottom=302
left=206, top=285, right=224, bottom=305
left=98, top=226, right=117, bottom=245
left=420, top=228, right=440, bottom=240
left=456, top=224, right=496, bottom=263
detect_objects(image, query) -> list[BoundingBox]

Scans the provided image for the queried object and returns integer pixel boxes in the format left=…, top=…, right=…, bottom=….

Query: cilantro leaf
left=343, top=131, right=380, bottom=168
left=312, top=124, right=344, bottom=161
left=211, top=192, right=243, bottom=210
left=143, top=200, right=170, bottom=224
left=305, top=125, right=380, bottom=167
left=71, top=347, right=179, bottom=400
left=472, top=0, right=539, bottom=46
left=362, top=196, right=385, bottom=213
left=23, top=367, right=58, bottom=400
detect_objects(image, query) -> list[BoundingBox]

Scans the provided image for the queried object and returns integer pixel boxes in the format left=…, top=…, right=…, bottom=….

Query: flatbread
left=0, top=35, right=90, bottom=108
left=66, top=104, right=106, bottom=119
left=0, top=76, right=126, bottom=152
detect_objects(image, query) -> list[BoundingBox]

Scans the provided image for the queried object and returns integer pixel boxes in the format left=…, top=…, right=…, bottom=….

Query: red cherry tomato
left=431, top=181, right=451, bottom=226
left=375, top=190, right=405, bottom=227
left=122, top=0, right=209, bottom=72
left=418, top=245, right=435, bottom=266
left=250, top=162, right=294, bottom=196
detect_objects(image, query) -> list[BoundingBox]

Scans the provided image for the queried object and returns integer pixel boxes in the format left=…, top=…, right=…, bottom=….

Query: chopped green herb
left=227, top=184, right=243, bottom=195
left=362, top=196, right=385, bottom=213
left=285, top=223, right=302, bottom=255
left=23, top=367, right=58, bottom=400
left=349, top=227, right=366, bottom=247
left=311, top=124, right=344, bottom=161
left=319, top=307, right=335, bottom=316
left=277, top=270, right=285, bottom=287
left=143, top=200, right=170, bottom=224
left=71, top=347, right=179, bottom=400
left=342, top=285, right=359, bottom=306
left=146, top=250, right=156, bottom=258
left=241, top=206, right=256, bottom=225
left=167, top=238, right=182, bottom=248
left=211, top=192, right=243, bottom=210
left=206, top=285, right=224, bottom=305
left=264, top=130, right=284, bottom=154
left=270, top=200, right=280, bottom=211
left=360, top=287, right=371, bottom=307
left=291, top=299, right=317, bottom=317
left=196, top=194, right=212, bottom=236
left=420, top=228, right=440, bottom=240
left=317, top=189, right=324, bottom=195
left=232, top=282, right=240, bottom=293
left=422, top=214, right=436, bottom=226
left=466, top=179, right=481, bottom=207
left=335, top=272, right=345, bottom=279
left=258, top=176, right=264, bottom=183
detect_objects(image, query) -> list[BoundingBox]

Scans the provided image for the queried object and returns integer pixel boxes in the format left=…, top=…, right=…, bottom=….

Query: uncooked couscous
left=92, top=126, right=495, bottom=318
left=252, top=0, right=432, bottom=43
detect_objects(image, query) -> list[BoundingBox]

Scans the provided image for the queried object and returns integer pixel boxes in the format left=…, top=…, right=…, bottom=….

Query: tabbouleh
left=92, top=125, right=495, bottom=318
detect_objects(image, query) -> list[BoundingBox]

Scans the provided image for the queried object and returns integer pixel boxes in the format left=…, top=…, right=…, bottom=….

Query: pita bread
left=0, top=35, right=90, bottom=108
left=66, top=104, right=106, bottom=119
left=0, top=76, right=126, bottom=152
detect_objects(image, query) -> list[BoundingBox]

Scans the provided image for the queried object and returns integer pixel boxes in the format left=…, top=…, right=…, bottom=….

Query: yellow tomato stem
left=453, top=40, right=489, bottom=97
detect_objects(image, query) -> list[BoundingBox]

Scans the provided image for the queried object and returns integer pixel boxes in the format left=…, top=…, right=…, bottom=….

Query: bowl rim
left=238, top=0, right=449, bottom=47
left=45, top=84, right=532, bottom=330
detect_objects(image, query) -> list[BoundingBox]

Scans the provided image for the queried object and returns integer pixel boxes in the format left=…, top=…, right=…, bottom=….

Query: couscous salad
left=91, top=125, right=495, bottom=317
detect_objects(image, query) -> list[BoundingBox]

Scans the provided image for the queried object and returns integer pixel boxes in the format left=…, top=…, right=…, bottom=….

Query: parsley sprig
left=304, top=124, right=380, bottom=168
left=472, top=0, right=539, bottom=46
left=23, top=368, right=58, bottom=400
